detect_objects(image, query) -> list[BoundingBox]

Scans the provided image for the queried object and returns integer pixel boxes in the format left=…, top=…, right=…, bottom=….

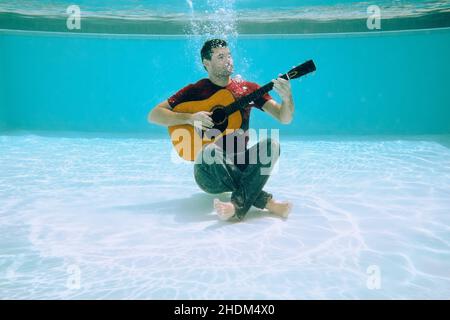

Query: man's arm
left=147, top=100, right=214, bottom=130
left=260, top=75, right=294, bottom=124
left=261, top=97, right=294, bottom=124
left=147, top=100, right=192, bottom=126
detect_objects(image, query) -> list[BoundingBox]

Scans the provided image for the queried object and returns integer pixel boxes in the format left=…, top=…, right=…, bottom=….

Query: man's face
left=204, top=46, right=234, bottom=77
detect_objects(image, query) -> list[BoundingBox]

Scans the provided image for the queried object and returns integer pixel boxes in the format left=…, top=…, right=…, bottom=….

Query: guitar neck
left=225, top=74, right=290, bottom=115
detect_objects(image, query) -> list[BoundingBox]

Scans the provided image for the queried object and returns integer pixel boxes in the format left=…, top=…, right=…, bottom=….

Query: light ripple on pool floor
left=0, top=134, right=449, bottom=299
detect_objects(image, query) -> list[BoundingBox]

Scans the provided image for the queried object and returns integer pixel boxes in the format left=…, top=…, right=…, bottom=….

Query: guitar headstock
left=282, top=60, right=316, bottom=80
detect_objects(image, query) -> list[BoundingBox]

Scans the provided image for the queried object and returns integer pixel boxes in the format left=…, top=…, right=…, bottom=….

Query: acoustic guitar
left=168, top=59, right=316, bottom=161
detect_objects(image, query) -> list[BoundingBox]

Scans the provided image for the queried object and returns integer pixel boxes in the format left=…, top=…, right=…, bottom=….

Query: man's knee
left=194, top=163, right=221, bottom=193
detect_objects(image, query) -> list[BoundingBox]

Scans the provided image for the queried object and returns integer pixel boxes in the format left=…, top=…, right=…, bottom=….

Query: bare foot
left=214, top=198, right=236, bottom=221
left=266, top=199, right=292, bottom=218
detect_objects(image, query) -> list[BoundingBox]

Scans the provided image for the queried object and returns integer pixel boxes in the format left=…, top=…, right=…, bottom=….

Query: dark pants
left=194, top=138, right=280, bottom=220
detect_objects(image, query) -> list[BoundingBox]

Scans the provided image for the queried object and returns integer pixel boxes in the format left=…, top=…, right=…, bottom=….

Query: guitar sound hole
left=211, top=107, right=226, bottom=125
left=201, top=107, right=228, bottom=139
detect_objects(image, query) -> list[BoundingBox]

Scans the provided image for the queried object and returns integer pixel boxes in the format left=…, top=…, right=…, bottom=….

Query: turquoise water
left=1, top=28, right=450, bottom=134
left=1, top=1, right=450, bottom=299
left=1, top=0, right=450, bottom=33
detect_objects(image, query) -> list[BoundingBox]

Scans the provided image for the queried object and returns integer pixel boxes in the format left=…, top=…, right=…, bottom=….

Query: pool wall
left=0, top=28, right=449, bottom=135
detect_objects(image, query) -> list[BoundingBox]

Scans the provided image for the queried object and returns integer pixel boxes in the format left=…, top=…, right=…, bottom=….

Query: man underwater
left=148, top=39, right=294, bottom=221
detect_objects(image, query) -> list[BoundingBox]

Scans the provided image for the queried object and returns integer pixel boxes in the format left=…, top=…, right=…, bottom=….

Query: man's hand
left=189, top=111, right=214, bottom=130
left=263, top=73, right=295, bottom=124
left=271, top=73, right=293, bottom=102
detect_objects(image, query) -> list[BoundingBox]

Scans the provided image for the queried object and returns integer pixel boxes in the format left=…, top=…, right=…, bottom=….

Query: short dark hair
left=201, top=39, right=228, bottom=70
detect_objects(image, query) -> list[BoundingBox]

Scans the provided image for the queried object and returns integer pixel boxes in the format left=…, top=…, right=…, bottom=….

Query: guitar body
left=168, top=89, right=243, bottom=161
left=167, top=59, right=316, bottom=162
